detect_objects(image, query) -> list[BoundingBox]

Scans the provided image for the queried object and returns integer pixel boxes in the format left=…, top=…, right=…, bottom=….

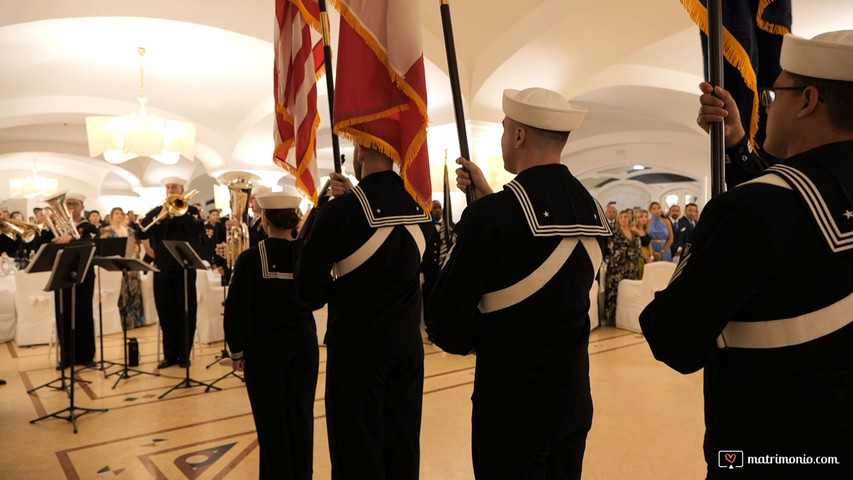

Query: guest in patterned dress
left=102, top=207, right=145, bottom=329
left=604, top=210, right=641, bottom=326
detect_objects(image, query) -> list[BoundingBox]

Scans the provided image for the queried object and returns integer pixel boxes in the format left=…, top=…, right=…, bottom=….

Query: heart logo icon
left=725, top=453, right=737, bottom=464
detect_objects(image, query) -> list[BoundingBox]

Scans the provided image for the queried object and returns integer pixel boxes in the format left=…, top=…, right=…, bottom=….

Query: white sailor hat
left=251, top=184, right=272, bottom=196
left=502, top=87, right=587, bottom=132
left=256, top=192, right=302, bottom=210
left=781, top=30, right=853, bottom=82
left=161, top=176, right=186, bottom=187
left=66, top=192, right=86, bottom=202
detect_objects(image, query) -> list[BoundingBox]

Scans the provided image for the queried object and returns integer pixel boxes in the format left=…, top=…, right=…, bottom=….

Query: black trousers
left=471, top=404, right=591, bottom=480
left=153, top=270, right=197, bottom=361
left=325, top=339, right=424, bottom=480
left=244, top=340, right=319, bottom=480
left=53, top=273, right=96, bottom=365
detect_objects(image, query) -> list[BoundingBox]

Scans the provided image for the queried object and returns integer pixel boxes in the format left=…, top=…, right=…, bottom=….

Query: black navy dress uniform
left=224, top=237, right=318, bottom=480
left=136, top=205, right=204, bottom=365
left=427, top=164, right=610, bottom=480
left=295, top=171, right=433, bottom=480
left=247, top=215, right=268, bottom=247
left=33, top=220, right=99, bottom=366
left=640, top=141, right=853, bottom=480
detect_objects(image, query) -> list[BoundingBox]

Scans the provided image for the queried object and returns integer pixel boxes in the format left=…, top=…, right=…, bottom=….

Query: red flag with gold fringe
left=331, top=0, right=432, bottom=213
left=273, top=0, right=325, bottom=204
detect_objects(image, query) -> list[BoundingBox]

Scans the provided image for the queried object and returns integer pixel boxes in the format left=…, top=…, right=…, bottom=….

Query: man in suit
left=673, top=203, right=699, bottom=258
left=604, top=203, right=617, bottom=232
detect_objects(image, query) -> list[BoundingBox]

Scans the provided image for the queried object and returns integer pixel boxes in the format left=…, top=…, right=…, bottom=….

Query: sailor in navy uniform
left=136, top=176, right=204, bottom=369
left=643, top=31, right=853, bottom=479
left=295, top=144, right=433, bottom=480
left=428, top=87, right=610, bottom=480
left=247, top=185, right=271, bottom=247
left=32, top=192, right=100, bottom=369
left=224, top=191, right=318, bottom=480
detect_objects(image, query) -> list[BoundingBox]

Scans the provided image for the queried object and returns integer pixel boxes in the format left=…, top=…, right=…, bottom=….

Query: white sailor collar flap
left=767, top=163, right=853, bottom=254
left=505, top=179, right=611, bottom=237
left=353, top=185, right=431, bottom=228
left=259, top=240, right=293, bottom=279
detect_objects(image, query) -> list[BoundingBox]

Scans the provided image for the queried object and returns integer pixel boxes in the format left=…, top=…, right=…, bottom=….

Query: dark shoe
left=56, top=361, right=69, bottom=371
left=76, top=360, right=96, bottom=368
left=158, top=359, right=177, bottom=369
left=178, top=359, right=191, bottom=368
left=0, top=379, right=6, bottom=385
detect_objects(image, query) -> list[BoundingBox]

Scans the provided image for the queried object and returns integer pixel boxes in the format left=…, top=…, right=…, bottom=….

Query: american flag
left=273, top=0, right=325, bottom=204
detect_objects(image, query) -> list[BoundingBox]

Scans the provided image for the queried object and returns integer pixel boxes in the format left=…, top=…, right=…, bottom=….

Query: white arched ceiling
left=1, top=0, right=851, bottom=208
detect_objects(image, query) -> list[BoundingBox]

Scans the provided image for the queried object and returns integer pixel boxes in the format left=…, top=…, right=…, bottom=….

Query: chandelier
left=85, top=47, right=196, bottom=165
left=9, top=158, right=58, bottom=198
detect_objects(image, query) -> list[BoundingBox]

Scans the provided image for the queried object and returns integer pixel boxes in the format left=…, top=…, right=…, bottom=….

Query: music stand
left=30, top=244, right=108, bottom=433
left=93, top=256, right=161, bottom=389
left=88, top=237, right=132, bottom=375
left=158, top=240, right=219, bottom=398
left=205, top=267, right=245, bottom=391
left=24, top=242, right=92, bottom=395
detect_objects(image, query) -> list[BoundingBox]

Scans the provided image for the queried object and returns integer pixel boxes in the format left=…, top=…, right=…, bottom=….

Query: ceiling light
left=632, top=164, right=645, bottom=171
left=86, top=47, right=195, bottom=165
left=9, top=158, right=58, bottom=198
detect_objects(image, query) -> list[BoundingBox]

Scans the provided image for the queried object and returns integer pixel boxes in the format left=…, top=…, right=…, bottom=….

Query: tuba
left=139, top=189, right=199, bottom=232
left=217, top=171, right=260, bottom=269
left=0, top=218, right=44, bottom=243
left=42, top=192, right=81, bottom=239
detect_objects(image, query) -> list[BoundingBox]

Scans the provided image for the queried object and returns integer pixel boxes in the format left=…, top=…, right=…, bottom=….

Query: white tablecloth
left=0, top=274, right=16, bottom=343
left=196, top=269, right=225, bottom=344
left=14, top=270, right=55, bottom=346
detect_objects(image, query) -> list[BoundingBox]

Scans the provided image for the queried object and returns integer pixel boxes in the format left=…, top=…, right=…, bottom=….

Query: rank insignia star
left=543, top=211, right=550, bottom=218
left=844, top=210, right=853, bottom=220
left=376, top=209, right=381, bottom=214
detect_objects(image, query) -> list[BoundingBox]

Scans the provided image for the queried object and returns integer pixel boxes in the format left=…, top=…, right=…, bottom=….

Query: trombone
left=139, top=189, right=199, bottom=232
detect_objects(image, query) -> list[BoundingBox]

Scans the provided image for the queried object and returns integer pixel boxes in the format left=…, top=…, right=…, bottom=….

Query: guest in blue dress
left=648, top=202, right=674, bottom=262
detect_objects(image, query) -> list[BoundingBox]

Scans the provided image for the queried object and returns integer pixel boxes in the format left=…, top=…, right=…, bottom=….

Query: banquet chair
left=615, top=261, right=676, bottom=332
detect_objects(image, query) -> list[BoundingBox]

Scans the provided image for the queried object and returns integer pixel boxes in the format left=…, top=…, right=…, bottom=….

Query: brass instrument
left=139, top=189, right=200, bottom=232
left=217, top=171, right=260, bottom=269
left=42, top=191, right=81, bottom=239
left=0, top=218, right=44, bottom=243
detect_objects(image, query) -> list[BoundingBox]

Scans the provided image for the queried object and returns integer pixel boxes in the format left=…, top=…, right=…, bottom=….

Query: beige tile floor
left=0, top=326, right=706, bottom=479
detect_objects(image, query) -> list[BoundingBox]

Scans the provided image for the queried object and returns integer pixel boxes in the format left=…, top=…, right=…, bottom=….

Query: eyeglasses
left=759, top=87, right=806, bottom=107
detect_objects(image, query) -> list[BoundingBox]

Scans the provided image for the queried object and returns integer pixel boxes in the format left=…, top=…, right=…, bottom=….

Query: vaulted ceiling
left=1, top=0, right=850, bottom=211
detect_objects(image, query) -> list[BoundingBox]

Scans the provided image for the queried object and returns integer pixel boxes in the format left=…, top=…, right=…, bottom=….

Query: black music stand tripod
left=93, top=256, right=161, bottom=389
left=205, top=267, right=244, bottom=391
left=88, top=237, right=132, bottom=376
left=30, top=244, right=108, bottom=433
left=24, top=242, right=91, bottom=396
left=206, top=267, right=232, bottom=368
left=158, top=240, right=219, bottom=399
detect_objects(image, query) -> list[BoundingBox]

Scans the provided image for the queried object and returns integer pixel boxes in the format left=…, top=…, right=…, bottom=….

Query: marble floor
left=0, top=325, right=706, bottom=479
